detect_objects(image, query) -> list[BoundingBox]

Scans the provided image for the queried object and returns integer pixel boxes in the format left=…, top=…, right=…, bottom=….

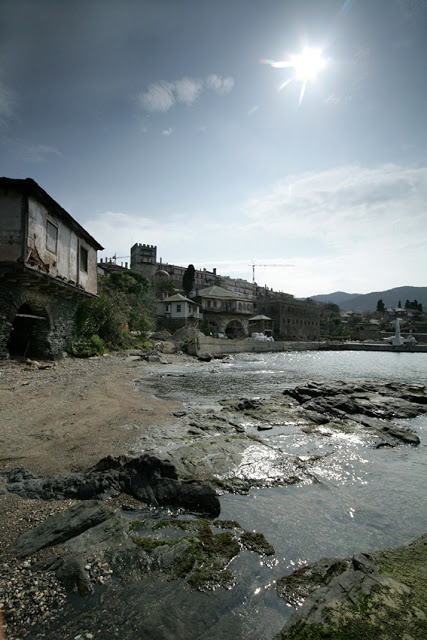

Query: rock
left=282, top=381, right=425, bottom=444
left=236, top=398, right=263, bottom=411
left=198, top=353, right=212, bottom=362
left=55, top=556, right=93, bottom=595
left=276, top=536, right=427, bottom=640
left=150, top=331, right=173, bottom=341
left=12, top=501, right=115, bottom=558
left=6, top=454, right=221, bottom=516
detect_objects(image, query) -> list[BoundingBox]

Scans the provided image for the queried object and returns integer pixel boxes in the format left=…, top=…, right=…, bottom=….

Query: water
left=43, top=351, right=427, bottom=640
left=141, top=351, right=427, bottom=636
left=146, top=350, right=427, bottom=401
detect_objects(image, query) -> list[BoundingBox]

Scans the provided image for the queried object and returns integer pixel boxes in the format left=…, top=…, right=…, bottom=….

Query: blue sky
left=1, top=0, right=426, bottom=297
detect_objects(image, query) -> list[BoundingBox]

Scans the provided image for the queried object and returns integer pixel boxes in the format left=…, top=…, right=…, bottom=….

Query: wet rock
left=5, top=454, right=221, bottom=516
left=12, top=501, right=115, bottom=557
left=236, top=398, right=263, bottom=411
left=276, top=535, right=427, bottom=640
left=282, top=381, right=425, bottom=444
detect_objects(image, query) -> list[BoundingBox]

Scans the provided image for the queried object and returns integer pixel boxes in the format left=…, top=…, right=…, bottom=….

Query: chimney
left=125, top=262, right=128, bottom=268
left=100, top=258, right=103, bottom=263
left=213, top=268, right=216, bottom=275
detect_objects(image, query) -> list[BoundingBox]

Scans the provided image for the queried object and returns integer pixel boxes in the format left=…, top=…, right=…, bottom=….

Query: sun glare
left=262, top=46, right=328, bottom=103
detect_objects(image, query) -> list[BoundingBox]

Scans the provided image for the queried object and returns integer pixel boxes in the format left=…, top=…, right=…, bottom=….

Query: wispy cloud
left=139, top=82, right=175, bottom=112
left=161, top=127, right=173, bottom=136
left=5, top=138, right=63, bottom=162
left=0, top=80, right=16, bottom=125
left=205, top=74, right=235, bottom=95
left=85, top=163, right=427, bottom=297
left=138, top=73, right=234, bottom=113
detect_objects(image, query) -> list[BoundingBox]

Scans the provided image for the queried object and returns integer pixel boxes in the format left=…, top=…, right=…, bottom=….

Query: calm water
left=43, top=351, right=427, bottom=640
left=147, top=350, right=427, bottom=401
left=142, top=351, right=427, bottom=637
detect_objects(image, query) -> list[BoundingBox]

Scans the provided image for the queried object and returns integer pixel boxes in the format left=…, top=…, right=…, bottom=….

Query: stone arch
left=7, top=300, right=51, bottom=359
left=225, top=320, right=245, bottom=340
left=207, top=319, right=220, bottom=336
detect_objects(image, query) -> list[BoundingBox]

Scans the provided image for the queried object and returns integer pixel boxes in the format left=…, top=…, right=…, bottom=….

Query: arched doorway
left=8, top=303, right=51, bottom=359
left=225, top=320, right=245, bottom=340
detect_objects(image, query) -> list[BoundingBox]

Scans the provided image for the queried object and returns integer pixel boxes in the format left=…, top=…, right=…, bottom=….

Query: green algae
left=276, top=536, right=427, bottom=640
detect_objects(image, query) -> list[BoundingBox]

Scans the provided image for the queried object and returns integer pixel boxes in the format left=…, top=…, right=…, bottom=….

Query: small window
left=46, top=221, right=58, bottom=254
left=165, top=304, right=170, bottom=312
left=80, top=246, right=88, bottom=272
left=176, top=304, right=181, bottom=312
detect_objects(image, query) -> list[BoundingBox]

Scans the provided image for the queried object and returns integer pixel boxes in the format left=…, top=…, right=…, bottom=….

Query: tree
left=376, top=299, right=385, bottom=313
left=182, top=264, right=195, bottom=297
left=398, top=300, right=401, bottom=308
left=70, top=271, right=155, bottom=356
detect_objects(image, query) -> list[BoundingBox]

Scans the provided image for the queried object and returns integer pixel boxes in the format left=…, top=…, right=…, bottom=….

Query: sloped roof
left=196, top=285, right=246, bottom=299
left=0, top=177, right=104, bottom=250
left=249, top=315, right=272, bottom=321
left=162, top=293, right=198, bottom=304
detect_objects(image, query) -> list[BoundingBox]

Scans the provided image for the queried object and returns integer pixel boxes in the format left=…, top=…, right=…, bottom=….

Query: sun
left=262, top=46, right=328, bottom=103
left=289, top=47, right=327, bottom=82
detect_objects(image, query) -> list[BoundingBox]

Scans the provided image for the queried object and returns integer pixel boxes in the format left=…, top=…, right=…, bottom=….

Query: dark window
left=176, top=304, right=181, bottom=312
left=80, top=246, right=88, bottom=272
left=46, top=221, right=58, bottom=254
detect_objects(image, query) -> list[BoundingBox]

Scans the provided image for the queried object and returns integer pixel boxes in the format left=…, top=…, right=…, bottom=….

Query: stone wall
left=187, top=336, right=321, bottom=357
left=0, top=283, right=78, bottom=360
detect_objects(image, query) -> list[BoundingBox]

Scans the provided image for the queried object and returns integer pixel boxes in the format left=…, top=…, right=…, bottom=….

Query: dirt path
left=0, top=353, right=182, bottom=476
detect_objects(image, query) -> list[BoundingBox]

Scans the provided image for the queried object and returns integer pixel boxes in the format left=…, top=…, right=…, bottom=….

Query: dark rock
left=6, top=454, right=221, bottom=516
left=150, top=331, right=173, bottom=341
left=12, top=500, right=115, bottom=557
left=236, top=398, right=263, bottom=411
left=55, top=556, right=93, bottom=595
left=198, top=352, right=212, bottom=362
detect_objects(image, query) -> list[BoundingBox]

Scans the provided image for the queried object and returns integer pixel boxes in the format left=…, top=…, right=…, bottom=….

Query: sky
left=1, top=0, right=426, bottom=298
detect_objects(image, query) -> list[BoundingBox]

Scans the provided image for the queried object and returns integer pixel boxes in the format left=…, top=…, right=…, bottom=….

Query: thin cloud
left=0, top=80, right=16, bottom=124
left=6, top=139, right=63, bottom=163
left=138, top=81, right=175, bottom=112
left=205, top=74, right=235, bottom=95
left=175, top=77, right=203, bottom=105
left=161, top=127, right=173, bottom=136
left=138, top=74, right=235, bottom=113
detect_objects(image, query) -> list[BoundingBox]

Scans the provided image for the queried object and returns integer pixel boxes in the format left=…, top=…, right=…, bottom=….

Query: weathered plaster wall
left=0, top=189, right=24, bottom=261
left=27, top=197, right=98, bottom=295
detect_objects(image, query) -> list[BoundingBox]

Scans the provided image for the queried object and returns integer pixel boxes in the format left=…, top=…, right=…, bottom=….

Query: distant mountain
left=308, top=286, right=427, bottom=312
left=308, top=291, right=361, bottom=306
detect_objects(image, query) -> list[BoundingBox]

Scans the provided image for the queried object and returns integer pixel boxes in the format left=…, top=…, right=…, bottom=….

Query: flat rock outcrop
left=283, top=381, right=425, bottom=445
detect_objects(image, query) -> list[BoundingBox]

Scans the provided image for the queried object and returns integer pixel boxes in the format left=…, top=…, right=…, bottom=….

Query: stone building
left=258, top=294, right=320, bottom=341
left=0, top=178, right=103, bottom=359
left=193, top=285, right=254, bottom=338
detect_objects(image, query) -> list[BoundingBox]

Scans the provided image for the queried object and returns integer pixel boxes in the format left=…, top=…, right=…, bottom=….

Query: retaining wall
left=187, top=336, right=427, bottom=357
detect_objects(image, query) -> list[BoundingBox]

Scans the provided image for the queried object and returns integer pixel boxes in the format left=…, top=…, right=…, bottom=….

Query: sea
left=44, top=351, right=427, bottom=640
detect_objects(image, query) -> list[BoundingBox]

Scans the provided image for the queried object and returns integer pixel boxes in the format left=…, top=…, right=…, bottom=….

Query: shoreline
left=1, top=349, right=426, bottom=639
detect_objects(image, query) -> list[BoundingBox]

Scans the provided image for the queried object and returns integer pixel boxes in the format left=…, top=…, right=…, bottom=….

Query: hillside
left=309, top=286, right=427, bottom=312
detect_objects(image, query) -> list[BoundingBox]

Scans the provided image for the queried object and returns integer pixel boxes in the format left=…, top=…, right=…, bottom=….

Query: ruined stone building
left=0, top=178, right=103, bottom=359
left=258, top=294, right=320, bottom=341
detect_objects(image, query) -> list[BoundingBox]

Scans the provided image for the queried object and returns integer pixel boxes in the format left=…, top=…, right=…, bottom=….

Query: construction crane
left=249, top=261, right=294, bottom=285
left=108, top=254, right=130, bottom=263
